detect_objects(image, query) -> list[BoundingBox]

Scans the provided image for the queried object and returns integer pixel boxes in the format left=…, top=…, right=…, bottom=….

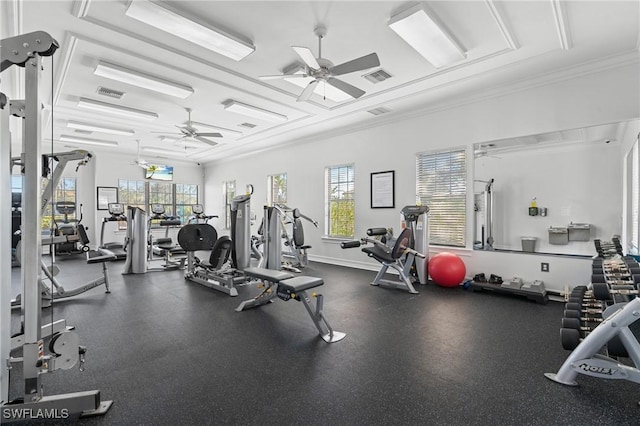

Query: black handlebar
left=341, top=240, right=362, bottom=249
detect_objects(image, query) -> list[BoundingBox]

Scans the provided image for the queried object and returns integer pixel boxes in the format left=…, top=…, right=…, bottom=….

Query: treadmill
left=100, top=203, right=127, bottom=260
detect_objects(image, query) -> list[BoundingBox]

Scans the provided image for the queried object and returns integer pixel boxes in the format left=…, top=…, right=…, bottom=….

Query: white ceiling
left=2, top=0, right=639, bottom=165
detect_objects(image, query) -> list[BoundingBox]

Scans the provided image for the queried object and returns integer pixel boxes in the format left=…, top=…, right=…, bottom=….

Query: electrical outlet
left=541, top=262, right=549, bottom=272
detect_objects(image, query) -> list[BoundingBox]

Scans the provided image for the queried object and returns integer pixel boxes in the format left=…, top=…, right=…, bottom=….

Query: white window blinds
left=325, top=164, right=355, bottom=238
left=416, top=149, right=467, bottom=247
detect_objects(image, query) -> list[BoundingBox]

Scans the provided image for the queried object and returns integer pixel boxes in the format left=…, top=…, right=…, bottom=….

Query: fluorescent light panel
left=77, top=98, right=158, bottom=121
left=388, top=4, right=465, bottom=68
left=67, top=120, right=135, bottom=136
left=125, top=0, right=255, bottom=61
left=94, top=61, right=193, bottom=99
left=224, top=100, right=287, bottom=123
left=59, top=135, right=119, bottom=147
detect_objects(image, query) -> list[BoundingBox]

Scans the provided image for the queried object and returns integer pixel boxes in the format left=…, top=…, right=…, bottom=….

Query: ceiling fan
left=132, top=139, right=150, bottom=169
left=156, top=108, right=222, bottom=147
left=260, top=25, right=380, bottom=102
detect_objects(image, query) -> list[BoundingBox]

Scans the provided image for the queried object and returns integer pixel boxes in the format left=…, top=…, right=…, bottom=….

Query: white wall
left=203, top=61, right=640, bottom=292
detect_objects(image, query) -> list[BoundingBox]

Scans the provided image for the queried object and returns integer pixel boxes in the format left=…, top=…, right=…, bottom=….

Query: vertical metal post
left=21, top=54, right=44, bottom=400
left=0, top=93, right=11, bottom=405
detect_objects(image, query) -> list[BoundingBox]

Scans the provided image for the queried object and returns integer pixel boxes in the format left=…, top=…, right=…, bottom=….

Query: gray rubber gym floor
left=8, top=257, right=640, bottom=425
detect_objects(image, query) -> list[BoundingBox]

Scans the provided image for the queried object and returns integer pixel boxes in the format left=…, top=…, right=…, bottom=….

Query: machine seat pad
left=362, top=246, right=394, bottom=264
left=279, top=276, right=323, bottom=293
left=244, top=267, right=294, bottom=282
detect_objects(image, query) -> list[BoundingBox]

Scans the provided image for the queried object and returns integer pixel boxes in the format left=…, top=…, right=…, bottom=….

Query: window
left=148, top=181, right=174, bottom=218
left=416, top=148, right=467, bottom=247
left=267, top=173, right=287, bottom=206
left=176, top=183, right=199, bottom=224
left=42, top=177, right=77, bottom=231
left=223, top=180, right=236, bottom=229
left=325, top=164, right=355, bottom=238
left=118, top=179, right=199, bottom=225
left=118, top=179, right=146, bottom=210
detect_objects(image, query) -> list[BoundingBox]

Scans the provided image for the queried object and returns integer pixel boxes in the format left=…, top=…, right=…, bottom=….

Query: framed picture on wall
left=371, top=170, right=395, bottom=209
left=97, top=186, right=118, bottom=210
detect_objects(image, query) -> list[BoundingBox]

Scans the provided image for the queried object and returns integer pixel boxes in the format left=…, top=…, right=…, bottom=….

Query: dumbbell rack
left=546, top=253, right=640, bottom=394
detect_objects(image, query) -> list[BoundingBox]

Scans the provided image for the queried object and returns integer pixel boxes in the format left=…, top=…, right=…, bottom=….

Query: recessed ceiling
left=2, top=0, right=638, bottom=164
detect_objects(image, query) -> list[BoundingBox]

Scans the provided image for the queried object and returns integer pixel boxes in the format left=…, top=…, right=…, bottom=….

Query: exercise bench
left=236, top=267, right=346, bottom=343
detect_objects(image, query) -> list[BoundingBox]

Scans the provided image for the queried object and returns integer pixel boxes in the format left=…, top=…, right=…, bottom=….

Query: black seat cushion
left=362, top=245, right=394, bottom=264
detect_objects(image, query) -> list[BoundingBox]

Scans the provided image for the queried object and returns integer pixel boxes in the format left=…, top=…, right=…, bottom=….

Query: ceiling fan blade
left=331, top=53, right=380, bottom=76
left=297, top=79, right=319, bottom=102
left=326, top=77, right=366, bottom=99
left=195, top=132, right=223, bottom=138
left=292, top=46, right=320, bottom=70
left=152, top=131, right=182, bottom=135
left=195, top=136, right=218, bottom=147
left=260, top=74, right=308, bottom=80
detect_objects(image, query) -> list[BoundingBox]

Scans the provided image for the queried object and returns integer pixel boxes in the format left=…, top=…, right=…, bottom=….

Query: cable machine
left=1, top=31, right=112, bottom=422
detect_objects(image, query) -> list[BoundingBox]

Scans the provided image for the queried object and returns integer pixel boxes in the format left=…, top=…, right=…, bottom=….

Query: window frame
left=117, top=179, right=199, bottom=227
left=267, top=172, right=287, bottom=206
left=324, top=163, right=355, bottom=239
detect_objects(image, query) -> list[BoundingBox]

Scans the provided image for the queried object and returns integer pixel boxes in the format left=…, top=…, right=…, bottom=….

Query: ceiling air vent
left=363, top=69, right=392, bottom=84
left=239, top=122, right=257, bottom=129
left=96, top=86, right=125, bottom=99
left=74, top=129, right=92, bottom=134
left=368, top=107, right=391, bottom=116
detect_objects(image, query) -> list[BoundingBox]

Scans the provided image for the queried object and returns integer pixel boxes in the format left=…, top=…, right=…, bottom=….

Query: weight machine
left=1, top=31, right=112, bottom=422
left=177, top=197, right=255, bottom=296
left=341, top=227, right=425, bottom=294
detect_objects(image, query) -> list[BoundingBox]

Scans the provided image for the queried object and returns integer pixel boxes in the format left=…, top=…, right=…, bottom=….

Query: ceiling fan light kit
left=77, top=97, right=159, bottom=121
left=388, top=3, right=466, bottom=68
left=154, top=108, right=223, bottom=147
left=94, top=61, right=194, bottom=98
left=125, top=0, right=255, bottom=61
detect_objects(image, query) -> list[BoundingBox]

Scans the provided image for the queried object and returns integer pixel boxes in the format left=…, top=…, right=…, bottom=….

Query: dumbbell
left=561, top=317, right=595, bottom=340
left=559, top=320, right=624, bottom=352
left=565, top=302, right=603, bottom=315
left=563, top=309, right=604, bottom=324
left=560, top=327, right=583, bottom=350
left=591, top=282, right=638, bottom=301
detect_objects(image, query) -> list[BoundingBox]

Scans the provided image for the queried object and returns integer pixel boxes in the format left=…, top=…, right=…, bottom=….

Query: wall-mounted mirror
left=473, top=120, right=638, bottom=256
